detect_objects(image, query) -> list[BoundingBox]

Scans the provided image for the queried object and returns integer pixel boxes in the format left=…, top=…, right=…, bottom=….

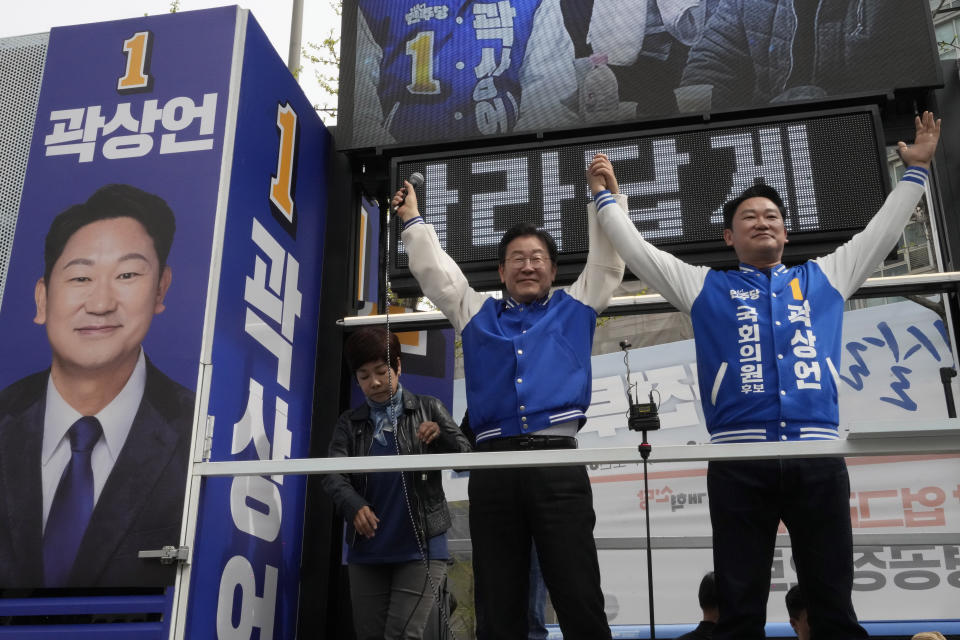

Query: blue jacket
left=356, top=1, right=535, bottom=142
left=690, top=261, right=847, bottom=441
left=352, top=1, right=585, bottom=145
left=595, top=168, right=929, bottom=443
left=401, top=208, right=624, bottom=444
left=459, top=290, right=597, bottom=442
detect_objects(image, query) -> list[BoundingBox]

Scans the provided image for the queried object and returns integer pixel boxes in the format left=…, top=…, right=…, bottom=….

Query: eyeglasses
left=505, top=254, right=548, bottom=268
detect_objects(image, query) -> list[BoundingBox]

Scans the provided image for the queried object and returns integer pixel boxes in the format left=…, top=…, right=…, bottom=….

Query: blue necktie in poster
left=0, top=6, right=233, bottom=590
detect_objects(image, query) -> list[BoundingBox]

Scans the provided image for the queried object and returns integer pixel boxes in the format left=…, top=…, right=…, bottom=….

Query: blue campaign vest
left=690, top=262, right=846, bottom=442
left=461, top=290, right=596, bottom=443
left=359, top=0, right=536, bottom=141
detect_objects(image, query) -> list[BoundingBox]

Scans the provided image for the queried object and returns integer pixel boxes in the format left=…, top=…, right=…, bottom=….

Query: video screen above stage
left=338, top=0, right=940, bottom=150
left=390, top=108, right=890, bottom=294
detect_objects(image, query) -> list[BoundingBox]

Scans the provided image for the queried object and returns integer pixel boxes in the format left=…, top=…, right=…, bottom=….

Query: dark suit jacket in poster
left=0, top=358, right=195, bottom=588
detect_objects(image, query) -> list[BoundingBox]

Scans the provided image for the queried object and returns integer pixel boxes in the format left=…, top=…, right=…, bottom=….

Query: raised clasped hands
left=586, top=153, right=619, bottom=196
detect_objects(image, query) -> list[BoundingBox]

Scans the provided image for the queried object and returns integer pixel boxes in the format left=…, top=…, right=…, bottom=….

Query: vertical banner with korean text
left=182, top=13, right=328, bottom=639
left=0, top=8, right=233, bottom=589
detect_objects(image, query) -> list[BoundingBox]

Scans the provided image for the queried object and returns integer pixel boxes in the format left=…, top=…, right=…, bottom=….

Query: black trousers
left=468, top=465, right=611, bottom=639
left=708, top=457, right=868, bottom=640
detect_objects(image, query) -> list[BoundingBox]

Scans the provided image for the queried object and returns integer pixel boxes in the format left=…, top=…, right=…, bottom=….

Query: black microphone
left=396, top=172, right=424, bottom=209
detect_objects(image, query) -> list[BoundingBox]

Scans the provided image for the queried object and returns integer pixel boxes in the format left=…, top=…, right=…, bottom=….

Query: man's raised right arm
left=586, top=154, right=708, bottom=314
left=392, top=182, right=487, bottom=333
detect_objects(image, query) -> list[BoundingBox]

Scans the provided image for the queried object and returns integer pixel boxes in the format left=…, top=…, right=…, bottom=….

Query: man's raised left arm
left=817, top=111, right=942, bottom=299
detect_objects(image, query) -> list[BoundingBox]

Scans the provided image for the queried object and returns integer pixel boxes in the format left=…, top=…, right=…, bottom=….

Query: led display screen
left=392, top=109, right=888, bottom=287
left=339, top=0, right=940, bottom=150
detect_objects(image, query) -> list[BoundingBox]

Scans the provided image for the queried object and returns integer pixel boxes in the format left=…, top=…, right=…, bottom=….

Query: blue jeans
left=708, top=457, right=867, bottom=640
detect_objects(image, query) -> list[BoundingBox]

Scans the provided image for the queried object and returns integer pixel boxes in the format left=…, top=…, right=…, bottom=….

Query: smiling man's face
left=498, top=235, right=558, bottom=303
left=723, top=196, right=788, bottom=268
left=34, top=216, right=171, bottom=377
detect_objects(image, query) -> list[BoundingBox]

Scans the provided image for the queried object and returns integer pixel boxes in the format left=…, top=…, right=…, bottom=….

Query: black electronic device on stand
left=620, top=340, right=661, bottom=639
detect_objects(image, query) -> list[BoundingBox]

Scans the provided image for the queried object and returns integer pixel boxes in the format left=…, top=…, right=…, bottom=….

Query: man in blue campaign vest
left=352, top=0, right=582, bottom=146
left=392, top=179, right=623, bottom=637
left=587, top=112, right=941, bottom=639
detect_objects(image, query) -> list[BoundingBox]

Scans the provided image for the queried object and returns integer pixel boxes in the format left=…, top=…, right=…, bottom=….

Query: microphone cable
left=386, top=178, right=458, bottom=640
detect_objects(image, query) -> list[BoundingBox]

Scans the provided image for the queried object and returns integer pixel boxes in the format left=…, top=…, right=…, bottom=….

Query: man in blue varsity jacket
left=392, top=181, right=623, bottom=638
left=587, top=111, right=941, bottom=639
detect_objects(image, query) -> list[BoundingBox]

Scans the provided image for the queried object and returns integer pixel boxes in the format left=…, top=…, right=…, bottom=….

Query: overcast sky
left=1, top=0, right=341, bottom=121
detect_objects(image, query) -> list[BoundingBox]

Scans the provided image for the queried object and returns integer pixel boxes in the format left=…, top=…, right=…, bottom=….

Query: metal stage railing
left=195, top=422, right=960, bottom=478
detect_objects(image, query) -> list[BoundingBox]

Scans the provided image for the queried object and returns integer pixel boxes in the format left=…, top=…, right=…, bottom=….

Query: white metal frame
left=169, top=7, right=249, bottom=638
left=194, top=426, right=960, bottom=479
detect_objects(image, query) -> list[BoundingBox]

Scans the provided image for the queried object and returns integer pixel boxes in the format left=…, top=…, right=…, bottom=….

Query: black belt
left=476, top=435, right=577, bottom=451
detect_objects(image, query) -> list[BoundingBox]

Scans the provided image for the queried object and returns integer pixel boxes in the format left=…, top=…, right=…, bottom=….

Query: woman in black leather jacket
left=322, top=327, right=470, bottom=640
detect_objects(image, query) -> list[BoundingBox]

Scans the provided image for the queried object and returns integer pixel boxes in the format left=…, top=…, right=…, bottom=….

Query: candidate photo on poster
left=0, top=184, right=194, bottom=588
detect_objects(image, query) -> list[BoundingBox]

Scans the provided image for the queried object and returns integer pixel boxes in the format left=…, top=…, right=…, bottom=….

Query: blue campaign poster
left=182, top=11, right=328, bottom=640
left=0, top=7, right=234, bottom=589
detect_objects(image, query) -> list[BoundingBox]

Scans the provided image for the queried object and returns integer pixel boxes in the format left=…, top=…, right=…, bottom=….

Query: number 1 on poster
left=117, top=31, right=153, bottom=92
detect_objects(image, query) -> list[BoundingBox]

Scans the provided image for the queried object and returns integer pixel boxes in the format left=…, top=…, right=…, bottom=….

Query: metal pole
left=640, top=435, right=655, bottom=639
left=287, top=0, right=304, bottom=74
left=940, top=367, right=957, bottom=417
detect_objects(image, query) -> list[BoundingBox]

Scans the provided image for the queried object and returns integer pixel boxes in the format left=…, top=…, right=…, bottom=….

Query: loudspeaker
left=0, top=33, right=47, bottom=307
